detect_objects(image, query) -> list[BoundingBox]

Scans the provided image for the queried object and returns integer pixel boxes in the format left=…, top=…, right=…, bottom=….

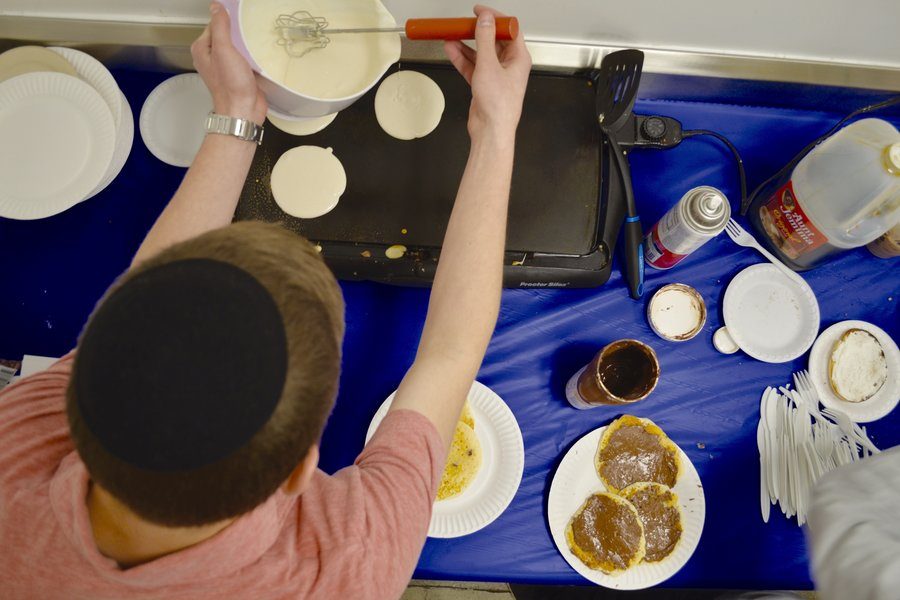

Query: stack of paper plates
left=0, top=45, right=134, bottom=220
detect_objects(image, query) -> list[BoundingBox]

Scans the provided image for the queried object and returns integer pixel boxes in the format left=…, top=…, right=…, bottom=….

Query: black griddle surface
left=237, top=64, right=600, bottom=256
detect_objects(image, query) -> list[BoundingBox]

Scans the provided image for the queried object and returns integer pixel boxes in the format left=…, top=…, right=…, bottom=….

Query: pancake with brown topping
left=620, top=482, right=683, bottom=562
left=595, top=415, right=681, bottom=494
left=565, top=492, right=646, bottom=575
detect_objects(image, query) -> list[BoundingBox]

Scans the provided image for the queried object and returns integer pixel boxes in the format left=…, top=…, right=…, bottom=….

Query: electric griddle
left=236, top=63, right=629, bottom=288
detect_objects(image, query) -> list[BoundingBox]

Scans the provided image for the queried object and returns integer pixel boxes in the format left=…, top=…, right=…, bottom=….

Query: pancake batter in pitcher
left=241, top=0, right=401, bottom=99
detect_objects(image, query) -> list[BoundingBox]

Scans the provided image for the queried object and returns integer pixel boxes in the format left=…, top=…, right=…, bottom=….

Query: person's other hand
left=443, top=5, right=532, bottom=144
left=191, top=2, right=267, bottom=124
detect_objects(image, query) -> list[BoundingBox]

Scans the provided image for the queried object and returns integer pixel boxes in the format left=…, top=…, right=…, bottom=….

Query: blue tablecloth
left=1, top=68, right=898, bottom=590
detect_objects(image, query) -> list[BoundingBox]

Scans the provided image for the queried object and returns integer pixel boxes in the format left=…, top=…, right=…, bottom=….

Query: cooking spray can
left=644, top=186, right=730, bottom=269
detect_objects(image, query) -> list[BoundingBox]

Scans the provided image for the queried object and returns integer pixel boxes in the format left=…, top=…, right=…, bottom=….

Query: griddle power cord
left=681, top=129, right=747, bottom=215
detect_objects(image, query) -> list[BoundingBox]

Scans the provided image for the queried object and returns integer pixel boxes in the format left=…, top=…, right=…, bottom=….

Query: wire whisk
left=272, top=11, right=520, bottom=59
left=275, top=11, right=331, bottom=58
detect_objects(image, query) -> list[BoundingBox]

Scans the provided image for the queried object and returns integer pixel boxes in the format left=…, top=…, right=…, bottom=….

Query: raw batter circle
left=270, top=146, right=346, bottom=219
left=375, top=70, right=445, bottom=140
left=267, top=111, right=337, bottom=136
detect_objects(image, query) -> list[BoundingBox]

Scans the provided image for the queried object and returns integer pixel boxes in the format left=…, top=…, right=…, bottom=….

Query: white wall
left=3, top=0, right=899, bottom=68
left=386, top=0, right=900, bottom=69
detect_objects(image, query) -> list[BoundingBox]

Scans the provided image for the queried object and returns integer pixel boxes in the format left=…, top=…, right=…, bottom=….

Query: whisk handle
left=405, top=17, right=519, bottom=41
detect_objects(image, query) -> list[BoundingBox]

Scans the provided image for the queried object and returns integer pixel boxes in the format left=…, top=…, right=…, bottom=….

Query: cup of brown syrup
left=565, top=339, right=660, bottom=409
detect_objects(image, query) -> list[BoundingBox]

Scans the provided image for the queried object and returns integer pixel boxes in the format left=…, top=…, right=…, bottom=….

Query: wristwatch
left=204, top=112, right=265, bottom=145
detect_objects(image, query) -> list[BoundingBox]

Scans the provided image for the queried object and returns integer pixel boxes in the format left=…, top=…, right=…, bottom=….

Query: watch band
left=204, top=112, right=265, bottom=145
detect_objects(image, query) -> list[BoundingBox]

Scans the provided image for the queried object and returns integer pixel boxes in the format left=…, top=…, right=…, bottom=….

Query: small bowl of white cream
left=646, top=283, right=707, bottom=342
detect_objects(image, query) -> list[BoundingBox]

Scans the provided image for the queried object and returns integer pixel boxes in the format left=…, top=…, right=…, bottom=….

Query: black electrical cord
left=741, top=95, right=900, bottom=215
left=682, top=129, right=747, bottom=214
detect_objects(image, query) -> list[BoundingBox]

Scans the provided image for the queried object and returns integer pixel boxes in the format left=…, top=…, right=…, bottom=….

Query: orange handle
left=405, top=17, right=519, bottom=41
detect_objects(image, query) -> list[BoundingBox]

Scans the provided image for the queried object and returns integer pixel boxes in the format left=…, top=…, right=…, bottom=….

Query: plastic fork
left=813, top=421, right=835, bottom=471
left=792, top=372, right=826, bottom=423
left=796, top=370, right=880, bottom=456
left=724, top=219, right=808, bottom=286
left=796, top=368, right=880, bottom=455
left=822, top=407, right=880, bottom=455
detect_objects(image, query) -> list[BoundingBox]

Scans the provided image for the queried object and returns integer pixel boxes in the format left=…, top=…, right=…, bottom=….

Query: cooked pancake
left=595, top=415, right=681, bottom=494
left=620, top=482, right=683, bottom=563
left=460, top=401, right=475, bottom=430
left=436, top=421, right=482, bottom=501
left=829, top=328, right=888, bottom=403
left=565, top=492, right=646, bottom=575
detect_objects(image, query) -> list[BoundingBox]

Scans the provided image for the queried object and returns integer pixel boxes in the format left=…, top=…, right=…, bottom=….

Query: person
left=717, top=446, right=900, bottom=600
left=0, top=3, right=531, bottom=598
left=806, top=446, right=900, bottom=600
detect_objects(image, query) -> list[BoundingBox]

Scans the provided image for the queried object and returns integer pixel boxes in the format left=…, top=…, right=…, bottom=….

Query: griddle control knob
left=641, top=116, right=667, bottom=141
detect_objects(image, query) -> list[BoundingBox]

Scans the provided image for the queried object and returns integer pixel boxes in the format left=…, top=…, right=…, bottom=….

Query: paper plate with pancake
left=808, top=320, right=899, bottom=423
left=366, top=381, right=524, bottom=538
left=548, top=416, right=705, bottom=589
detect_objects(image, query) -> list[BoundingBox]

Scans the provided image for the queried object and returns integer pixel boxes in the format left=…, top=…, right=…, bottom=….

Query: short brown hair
left=67, top=222, right=344, bottom=526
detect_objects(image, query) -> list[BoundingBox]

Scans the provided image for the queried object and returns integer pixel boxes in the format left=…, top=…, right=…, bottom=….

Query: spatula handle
left=405, top=17, right=519, bottom=41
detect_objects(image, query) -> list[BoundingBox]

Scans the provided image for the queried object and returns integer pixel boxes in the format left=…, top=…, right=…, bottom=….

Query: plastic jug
left=749, top=118, right=900, bottom=270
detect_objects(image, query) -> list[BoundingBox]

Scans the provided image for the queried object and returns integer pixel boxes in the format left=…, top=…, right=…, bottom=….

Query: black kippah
left=75, top=258, right=287, bottom=471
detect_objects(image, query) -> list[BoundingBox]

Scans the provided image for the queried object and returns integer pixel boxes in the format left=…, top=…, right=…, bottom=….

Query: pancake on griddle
left=620, top=482, right=683, bottom=562
left=595, top=415, right=680, bottom=494
left=436, top=420, right=482, bottom=500
left=565, top=492, right=646, bottom=575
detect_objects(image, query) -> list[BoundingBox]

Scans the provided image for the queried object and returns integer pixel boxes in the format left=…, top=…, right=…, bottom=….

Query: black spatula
left=594, top=49, right=645, bottom=299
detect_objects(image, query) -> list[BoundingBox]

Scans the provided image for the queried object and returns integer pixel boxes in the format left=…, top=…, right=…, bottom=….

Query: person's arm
left=131, top=2, right=267, bottom=266
left=389, top=6, right=532, bottom=445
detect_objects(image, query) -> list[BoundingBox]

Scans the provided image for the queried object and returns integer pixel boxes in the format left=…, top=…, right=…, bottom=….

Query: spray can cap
left=699, top=191, right=723, bottom=217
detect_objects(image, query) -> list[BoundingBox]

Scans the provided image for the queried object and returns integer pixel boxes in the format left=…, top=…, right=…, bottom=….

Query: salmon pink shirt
left=0, top=354, right=445, bottom=599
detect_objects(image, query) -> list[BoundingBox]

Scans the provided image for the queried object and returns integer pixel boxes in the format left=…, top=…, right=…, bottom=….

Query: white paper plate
left=46, top=49, right=132, bottom=198
left=0, top=46, right=77, bottom=83
left=808, top=320, right=900, bottom=422
left=365, top=381, right=524, bottom=538
left=0, top=72, right=115, bottom=220
left=548, top=425, right=705, bottom=590
left=86, top=90, right=134, bottom=198
left=723, top=264, right=820, bottom=363
left=139, top=73, right=212, bottom=168
left=47, top=47, right=122, bottom=127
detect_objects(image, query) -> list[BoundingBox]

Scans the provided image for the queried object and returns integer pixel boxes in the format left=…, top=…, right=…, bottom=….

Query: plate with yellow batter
left=366, top=381, right=524, bottom=538
left=548, top=420, right=705, bottom=589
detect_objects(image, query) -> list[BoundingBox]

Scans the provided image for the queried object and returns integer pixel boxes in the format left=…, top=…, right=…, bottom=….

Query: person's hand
left=443, top=5, right=531, bottom=144
left=191, top=2, right=267, bottom=124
